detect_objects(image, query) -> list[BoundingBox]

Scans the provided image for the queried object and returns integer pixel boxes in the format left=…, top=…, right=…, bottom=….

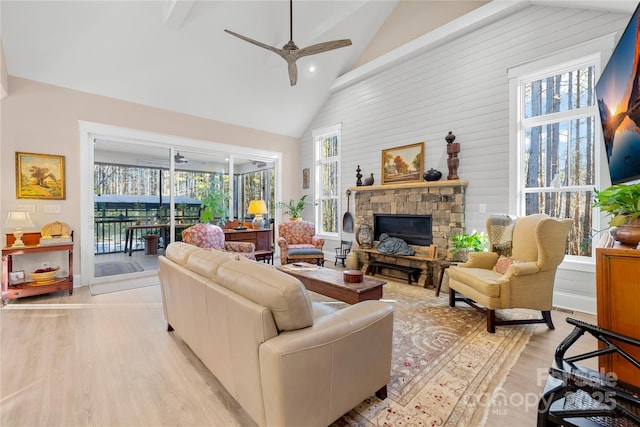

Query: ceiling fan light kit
left=224, top=0, right=352, bottom=86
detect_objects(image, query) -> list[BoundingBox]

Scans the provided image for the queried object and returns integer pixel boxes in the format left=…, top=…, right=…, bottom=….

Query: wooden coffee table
left=277, top=263, right=386, bottom=304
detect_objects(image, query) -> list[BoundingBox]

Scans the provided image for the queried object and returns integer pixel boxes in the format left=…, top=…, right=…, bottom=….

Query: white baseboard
left=553, top=291, right=596, bottom=315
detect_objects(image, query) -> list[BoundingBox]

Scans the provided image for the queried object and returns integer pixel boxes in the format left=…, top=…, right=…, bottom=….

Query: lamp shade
left=248, top=200, right=267, bottom=229
left=4, top=211, right=35, bottom=247
left=247, top=200, right=268, bottom=215
left=4, top=211, right=35, bottom=229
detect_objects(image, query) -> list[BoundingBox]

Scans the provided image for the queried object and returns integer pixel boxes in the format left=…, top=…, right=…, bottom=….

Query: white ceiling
left=2, top=1, right=635, bottom=138
left=1, top=0, right=397, bottom=137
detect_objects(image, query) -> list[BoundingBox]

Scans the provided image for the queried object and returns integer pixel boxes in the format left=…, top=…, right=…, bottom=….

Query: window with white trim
left=313, top=124, right=340, bottom=237
left=510, top=44, right=611, bottom=259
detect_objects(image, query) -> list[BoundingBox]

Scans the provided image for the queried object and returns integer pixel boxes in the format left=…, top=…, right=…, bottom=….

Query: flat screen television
left=596, top=2, right=640, bottom=184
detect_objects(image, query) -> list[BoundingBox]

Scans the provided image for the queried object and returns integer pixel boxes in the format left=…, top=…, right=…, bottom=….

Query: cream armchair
left=447, top=214, right=572, bottom=333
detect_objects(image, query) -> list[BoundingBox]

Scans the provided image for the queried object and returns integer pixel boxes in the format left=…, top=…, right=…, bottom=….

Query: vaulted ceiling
left=1, top=1, right=635, bottom=138
left=1, top=0, right=398, bottom=137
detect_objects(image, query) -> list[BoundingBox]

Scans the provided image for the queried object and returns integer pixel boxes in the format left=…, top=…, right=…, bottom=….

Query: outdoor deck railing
left=94, top=217, right=197, bottom=254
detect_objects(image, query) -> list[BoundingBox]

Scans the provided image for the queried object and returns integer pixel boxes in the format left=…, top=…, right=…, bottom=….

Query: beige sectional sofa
left=158, top=242, right=394, bottom=427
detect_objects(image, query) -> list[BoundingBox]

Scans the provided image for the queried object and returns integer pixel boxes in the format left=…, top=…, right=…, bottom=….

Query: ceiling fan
left=174, top=151, right=188, bottom=164
left=224, top=0, right=352, bottom=86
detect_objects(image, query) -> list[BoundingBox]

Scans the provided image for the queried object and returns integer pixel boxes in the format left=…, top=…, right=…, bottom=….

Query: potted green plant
left=276, top=195, right=316, bottom=220
left=199, top=188, right=230, bottom=225
left=593, top=182, right=640, bottom=245
left=449, top=231, right=487, bottom=261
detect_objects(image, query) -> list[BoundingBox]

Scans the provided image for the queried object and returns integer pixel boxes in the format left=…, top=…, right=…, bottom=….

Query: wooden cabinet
left=2, top=232, right=74, bottom=305
left=596, top=234, right=640, bottom=388
left=223, top=228, right=272, bottom=251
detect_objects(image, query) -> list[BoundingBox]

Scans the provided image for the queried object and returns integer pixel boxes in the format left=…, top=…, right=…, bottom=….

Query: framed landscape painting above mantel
left=381, top=142, right=424, bottom=185
left=15, top=152, right=66, bottom=200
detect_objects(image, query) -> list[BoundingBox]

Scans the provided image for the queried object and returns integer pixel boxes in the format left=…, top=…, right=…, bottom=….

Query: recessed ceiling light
left=308, top=66, right=316, bottom=73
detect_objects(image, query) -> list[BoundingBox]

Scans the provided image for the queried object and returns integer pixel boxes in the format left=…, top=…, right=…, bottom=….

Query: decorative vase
left=346, top=251, right=359, bottom=269
left=610, top=218, right=640, bottom=246
left=356, top=224, right=374, bottom=248
left=423, top=168, right=442, bottom=181
left=445, top=131, right=456, bottom=144
left=364, top=173, right=375, bottom=186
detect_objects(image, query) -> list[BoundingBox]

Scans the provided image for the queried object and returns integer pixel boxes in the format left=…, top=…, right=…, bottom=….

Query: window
left=509, top=39, right=614, bottom=260
left=238, top=168, right=275, bottom=220
left=313, top=124, right=341, bottom=236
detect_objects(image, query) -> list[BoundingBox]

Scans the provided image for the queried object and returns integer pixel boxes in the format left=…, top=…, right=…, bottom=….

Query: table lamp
left=247, top=200, right=268, bottom=229
left=4, top=211, right=35, bottom=247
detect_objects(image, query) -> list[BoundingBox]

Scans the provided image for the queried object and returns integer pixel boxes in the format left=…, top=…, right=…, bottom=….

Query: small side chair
left=334, top=240, right=352, bottom=266
left=277, top=220, right=325, bottom=265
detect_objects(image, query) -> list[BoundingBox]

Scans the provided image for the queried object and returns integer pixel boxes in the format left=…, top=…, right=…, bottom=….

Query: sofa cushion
left=288, top=244, right=318, bottom=250
left=287, top=248, right=323, bottom=256
left=216, top=261, right=314, bottom=332
left=448, top=266, right=503, bottom=298
left=165, top=241, right=203, bottom=266
left=185, top=247, right=239, bottom=278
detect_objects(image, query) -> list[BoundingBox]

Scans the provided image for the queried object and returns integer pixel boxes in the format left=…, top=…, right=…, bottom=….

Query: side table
left=254, top=250, right=273, bottom=264
left=433, top=259, right=457, bottom=297
left=2, top=241, right=74, bottom=305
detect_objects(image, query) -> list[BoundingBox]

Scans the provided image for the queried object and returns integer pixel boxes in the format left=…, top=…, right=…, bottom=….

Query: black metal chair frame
left=334, top=240, right=352, bottom=266
left=537, top=317, right=640, bottom=427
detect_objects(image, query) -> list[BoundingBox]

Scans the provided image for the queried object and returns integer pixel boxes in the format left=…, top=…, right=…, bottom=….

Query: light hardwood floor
left=1, top=276, right=597, bottom=426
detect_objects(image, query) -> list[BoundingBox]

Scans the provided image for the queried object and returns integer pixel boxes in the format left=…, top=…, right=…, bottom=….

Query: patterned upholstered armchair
left=182, top=223, right=256, bottom=260
left=277, top=220, right=325, bottom=265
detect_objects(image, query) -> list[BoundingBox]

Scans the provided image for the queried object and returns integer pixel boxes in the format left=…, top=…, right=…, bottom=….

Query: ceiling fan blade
left=224, top=29, right=283, bottom=56
left=297, top=39, right=352, bottom=58
left=225, top=0, right=353, bottom=87
left=287, top=60, right=298, bottom=86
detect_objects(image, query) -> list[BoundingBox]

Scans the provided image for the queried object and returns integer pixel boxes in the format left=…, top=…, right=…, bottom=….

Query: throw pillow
left=494, top=255, right=517, bottom=274
left=492, top=242, right=512, bottom=257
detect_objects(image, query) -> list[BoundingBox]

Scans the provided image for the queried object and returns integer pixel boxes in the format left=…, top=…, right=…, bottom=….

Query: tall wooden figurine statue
left=446, top=131, right=460, bottom=180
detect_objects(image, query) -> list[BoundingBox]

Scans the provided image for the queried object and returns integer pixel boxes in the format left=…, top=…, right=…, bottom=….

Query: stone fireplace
left=352, top=180, right=467, bottom=258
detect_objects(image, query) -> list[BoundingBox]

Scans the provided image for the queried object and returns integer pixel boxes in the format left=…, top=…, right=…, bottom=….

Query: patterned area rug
left=316, top=280, right=535, bottom=427
left=94, top=261, right=144, bottom=278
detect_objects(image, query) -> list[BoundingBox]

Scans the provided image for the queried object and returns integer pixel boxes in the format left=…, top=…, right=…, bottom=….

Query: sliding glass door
left=92, top=139, right=172, bottom=282
left=80, top=121, right=282, bottom=287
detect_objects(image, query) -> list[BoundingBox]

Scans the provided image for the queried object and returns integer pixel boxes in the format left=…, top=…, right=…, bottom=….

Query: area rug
left=94, top=261, right=144, bottom=278
left=315, top=280, right=535, bottom=427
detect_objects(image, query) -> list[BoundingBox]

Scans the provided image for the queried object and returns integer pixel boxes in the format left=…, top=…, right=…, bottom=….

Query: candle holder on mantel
left=446, top=131, right=460, bottom=180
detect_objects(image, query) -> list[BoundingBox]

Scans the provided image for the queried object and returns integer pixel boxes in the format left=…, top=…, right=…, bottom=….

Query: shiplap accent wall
left=301, top=5, right=629, bottom=314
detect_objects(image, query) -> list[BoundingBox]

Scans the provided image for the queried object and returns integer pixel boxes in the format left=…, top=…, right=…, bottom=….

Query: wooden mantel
left=349, top=179, right=468, bottom=192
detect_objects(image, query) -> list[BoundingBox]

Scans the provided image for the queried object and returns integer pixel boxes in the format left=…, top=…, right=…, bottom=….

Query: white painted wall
left=1, top=77, right=299, bottom=283
left=300, top=4, right=631, bottom=314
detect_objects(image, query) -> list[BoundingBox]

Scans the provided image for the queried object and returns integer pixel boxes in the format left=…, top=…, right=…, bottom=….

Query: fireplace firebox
left=373, top=214, right=433, bottom=246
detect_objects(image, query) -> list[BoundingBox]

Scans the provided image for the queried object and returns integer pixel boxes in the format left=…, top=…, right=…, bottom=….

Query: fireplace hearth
left=374, top=214, right=432, bottom=246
